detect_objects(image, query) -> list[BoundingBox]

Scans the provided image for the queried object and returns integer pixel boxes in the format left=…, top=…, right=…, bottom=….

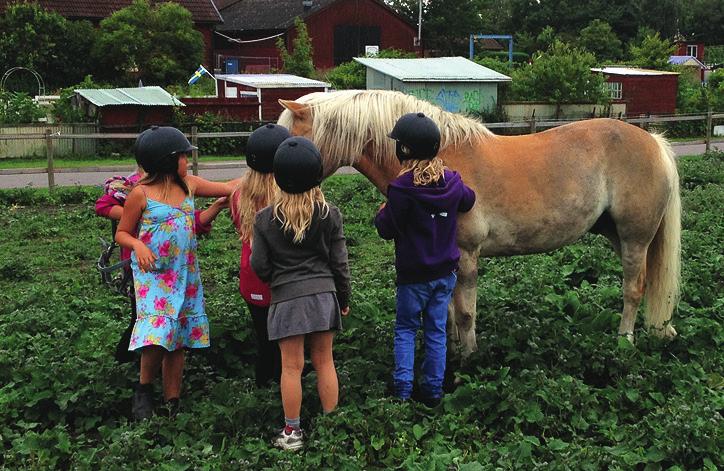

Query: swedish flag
left=188, top=65, right=212, bottom=85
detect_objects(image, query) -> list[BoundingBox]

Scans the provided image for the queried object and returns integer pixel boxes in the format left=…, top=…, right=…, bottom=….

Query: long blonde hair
left=234, top=171, right=277, bottom=242
left=399, top=157, right=446, bottom=186
left=272, top=187, right=329, bottom=243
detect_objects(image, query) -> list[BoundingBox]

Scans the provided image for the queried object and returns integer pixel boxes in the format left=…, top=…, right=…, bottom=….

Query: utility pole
left=416, top=0, right=422, bottom=47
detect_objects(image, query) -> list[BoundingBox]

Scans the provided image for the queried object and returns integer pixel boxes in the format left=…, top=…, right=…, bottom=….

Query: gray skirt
left=267, top=291, right=343, bottom=341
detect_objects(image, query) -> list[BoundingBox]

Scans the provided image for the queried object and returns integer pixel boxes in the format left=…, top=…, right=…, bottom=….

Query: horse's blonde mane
left=278, top=90, right=494, bottom=169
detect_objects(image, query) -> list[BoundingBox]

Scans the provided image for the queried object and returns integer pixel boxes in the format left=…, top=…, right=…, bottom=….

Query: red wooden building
left=592, top=67, right=680, bottom=116
left=214, top=0, right=420, bottom=73
left=0, top=0, right=222, bottom=67
left=675, top=39, right=705, bottom=63
left=181, top=74, right=330, bottom=121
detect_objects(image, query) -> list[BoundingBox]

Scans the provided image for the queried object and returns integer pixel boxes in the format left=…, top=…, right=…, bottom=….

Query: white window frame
left=687, top=44, right=698, bottom=57
left=607, top=82, right=622, bottom=100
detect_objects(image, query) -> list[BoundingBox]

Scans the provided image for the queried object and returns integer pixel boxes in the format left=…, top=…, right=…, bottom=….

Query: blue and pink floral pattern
left=129, top=197, right=210, bottom=351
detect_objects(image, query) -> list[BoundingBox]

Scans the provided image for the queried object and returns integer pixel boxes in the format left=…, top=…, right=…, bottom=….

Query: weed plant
left=0, top=153, right=721, bottom=469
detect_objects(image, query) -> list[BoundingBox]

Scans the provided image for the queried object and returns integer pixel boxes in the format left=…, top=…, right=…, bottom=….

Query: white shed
left=353, top=56, right=511, bottom=114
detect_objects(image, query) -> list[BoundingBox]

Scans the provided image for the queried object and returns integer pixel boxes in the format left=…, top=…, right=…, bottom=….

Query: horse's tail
left=643, top=133, right=681, bottom=337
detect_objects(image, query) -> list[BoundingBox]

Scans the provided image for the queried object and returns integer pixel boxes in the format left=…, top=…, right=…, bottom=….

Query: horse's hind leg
left=618, top=241, right=649, bottom=342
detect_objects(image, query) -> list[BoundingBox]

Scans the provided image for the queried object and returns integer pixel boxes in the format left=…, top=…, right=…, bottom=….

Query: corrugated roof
left=75, top=86, right=185, bottom=107
left=668, top=55, right=707, bottom=68
left=0, top=0, right=222, bottom=24
left=217, top=74, right=330, bottom=88
left=592, top=67, right=680, bottom=76
left=354, top=57, right=512, bottom=82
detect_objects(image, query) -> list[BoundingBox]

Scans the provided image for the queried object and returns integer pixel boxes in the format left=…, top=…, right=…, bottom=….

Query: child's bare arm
left=115, top=187, right=156, bottom=272
left=185, top=175, right=235, bottom=197
left=198, top=197, right=228, bottom=226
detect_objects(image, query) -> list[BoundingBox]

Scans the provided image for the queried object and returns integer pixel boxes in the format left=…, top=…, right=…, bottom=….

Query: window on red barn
left=687, top=45, right=698, bottom=57
left=607, top=82, right=622, bottom=99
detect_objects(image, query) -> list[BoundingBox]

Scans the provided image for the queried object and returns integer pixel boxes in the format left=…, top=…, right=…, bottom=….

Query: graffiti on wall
left=401, top=86, right=487, bottom=113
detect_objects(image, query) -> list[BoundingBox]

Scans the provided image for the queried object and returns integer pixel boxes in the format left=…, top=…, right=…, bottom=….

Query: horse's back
left=449, top=119, right=674, bottom=256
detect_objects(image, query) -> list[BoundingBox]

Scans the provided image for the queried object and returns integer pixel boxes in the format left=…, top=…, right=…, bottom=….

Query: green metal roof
left=354, top=56, right=512, bottom=82
left=74, top=86, right=185, bottom=107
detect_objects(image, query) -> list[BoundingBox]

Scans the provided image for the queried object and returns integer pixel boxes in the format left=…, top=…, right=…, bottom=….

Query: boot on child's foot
left=132, top=383, right=154, bottom=420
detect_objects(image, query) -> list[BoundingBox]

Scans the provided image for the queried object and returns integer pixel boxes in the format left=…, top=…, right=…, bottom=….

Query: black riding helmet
left=246, top=123, right=291, bottom=173
left=388, top=112, right=441, bottom=162
left=134, top=126, right=196, bottom=174
left=273, top=137, right=323, bottom=194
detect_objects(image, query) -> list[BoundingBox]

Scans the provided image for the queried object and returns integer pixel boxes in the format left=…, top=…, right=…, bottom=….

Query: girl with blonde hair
left=229, top=123, right=289, bottom=387
left=375, top=112, right=475, bottom=408
left=251, top=136, right=350, bottom=451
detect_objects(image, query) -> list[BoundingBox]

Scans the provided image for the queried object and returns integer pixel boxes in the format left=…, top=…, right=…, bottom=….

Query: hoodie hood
left=389, top=169, right=463, bottom=212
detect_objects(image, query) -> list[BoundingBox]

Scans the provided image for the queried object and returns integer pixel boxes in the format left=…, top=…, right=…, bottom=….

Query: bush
left=0, top=91, right=45, bottom=124
left=52, top=75, right=107, bottom=123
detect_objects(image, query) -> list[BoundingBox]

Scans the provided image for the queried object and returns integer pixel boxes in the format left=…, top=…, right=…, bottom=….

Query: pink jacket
left=229, top=189, right=271, bottom=307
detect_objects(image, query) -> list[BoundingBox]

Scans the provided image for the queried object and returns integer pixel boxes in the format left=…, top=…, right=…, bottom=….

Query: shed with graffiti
left=354, top=56, right=511, bottom=114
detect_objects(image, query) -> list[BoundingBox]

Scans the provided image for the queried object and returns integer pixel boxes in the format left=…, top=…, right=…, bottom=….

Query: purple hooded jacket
left=374, top=169, right=475, bottom=284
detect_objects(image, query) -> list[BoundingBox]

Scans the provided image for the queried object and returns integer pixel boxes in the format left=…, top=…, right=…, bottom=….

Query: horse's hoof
left=649, top=324, right=677, bottom=339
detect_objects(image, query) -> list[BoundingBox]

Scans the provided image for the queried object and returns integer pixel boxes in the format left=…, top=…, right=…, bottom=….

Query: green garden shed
left=354, top=56, right=511, bottom=114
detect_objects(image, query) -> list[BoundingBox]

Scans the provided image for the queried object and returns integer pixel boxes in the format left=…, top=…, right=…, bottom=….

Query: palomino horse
left=278, top=90, right=681, bottom=357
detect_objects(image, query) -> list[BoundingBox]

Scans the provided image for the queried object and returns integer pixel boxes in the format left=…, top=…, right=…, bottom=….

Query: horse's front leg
left=448, top=247, right=481, bottom=359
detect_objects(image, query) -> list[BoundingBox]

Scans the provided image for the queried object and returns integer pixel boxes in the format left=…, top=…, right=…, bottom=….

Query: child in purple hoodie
left=374, top=112, right=475, bottom=407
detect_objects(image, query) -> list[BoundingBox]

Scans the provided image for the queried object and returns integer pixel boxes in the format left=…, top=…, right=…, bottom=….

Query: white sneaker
left=273, top=426, right=304, bottom=451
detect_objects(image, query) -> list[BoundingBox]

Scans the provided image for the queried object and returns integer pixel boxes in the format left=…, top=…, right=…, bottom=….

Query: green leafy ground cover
left=0, top=153, right=721, bottom=469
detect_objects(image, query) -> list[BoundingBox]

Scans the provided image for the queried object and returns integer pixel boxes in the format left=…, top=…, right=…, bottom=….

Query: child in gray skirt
left=251, top=136, right=350, bottom=451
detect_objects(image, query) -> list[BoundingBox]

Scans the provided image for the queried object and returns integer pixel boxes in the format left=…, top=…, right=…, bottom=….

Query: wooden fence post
left=45, top=129, right=55, bottom=191
left=529, top=116, right=537, bottom=134
left=191, top=126, right=199, bottom=176
left=705, top=110, right=712, bottom=153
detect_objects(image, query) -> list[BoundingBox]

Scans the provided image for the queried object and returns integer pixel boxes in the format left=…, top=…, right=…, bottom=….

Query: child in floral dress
left=116, top=126, right=234, bottom=419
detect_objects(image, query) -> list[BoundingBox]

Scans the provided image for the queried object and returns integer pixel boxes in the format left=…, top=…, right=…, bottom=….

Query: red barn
left=181, top=74, right=330, bottom=121
left=0, top=0, right=222, bottom=68
left=214, top=0, right=420, bottom=73
left=592, top=67, right=680, bottom=116
left=675, top=40, right=705, bottom=63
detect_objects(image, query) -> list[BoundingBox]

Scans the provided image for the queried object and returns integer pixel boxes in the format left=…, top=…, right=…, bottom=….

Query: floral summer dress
left=128, top=195, right=210, bottom=351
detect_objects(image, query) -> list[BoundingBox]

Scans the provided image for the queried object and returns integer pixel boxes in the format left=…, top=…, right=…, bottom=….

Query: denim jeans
left=393, top=272, right=457, bottom=400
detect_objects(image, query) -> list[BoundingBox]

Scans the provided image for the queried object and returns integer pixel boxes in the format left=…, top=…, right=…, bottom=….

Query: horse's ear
left=279, top=99, right=310, bottom=119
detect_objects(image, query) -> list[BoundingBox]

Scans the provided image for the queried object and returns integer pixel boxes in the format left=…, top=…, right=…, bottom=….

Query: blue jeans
left=393, top=272, right=457, bottom=400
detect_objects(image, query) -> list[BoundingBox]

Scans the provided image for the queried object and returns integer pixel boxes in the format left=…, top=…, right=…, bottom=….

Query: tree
left=679, top=0, right=724, bottom=44
left=578, top=20, right=622, bottom=62
left=387, top=0, right=489, bottom=55
left=92, top=0, right=204, bottom=86
left=0, top=3, right=95, bottom=93
left=628, top=32, right=675, bottom=70
left=277, top=17, right=315, bottom=78
left=510, top=40, right=608, bottom=104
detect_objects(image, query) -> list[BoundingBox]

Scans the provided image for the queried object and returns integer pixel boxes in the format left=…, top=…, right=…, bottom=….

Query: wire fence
left=0, top=112, right=722, bottom=190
